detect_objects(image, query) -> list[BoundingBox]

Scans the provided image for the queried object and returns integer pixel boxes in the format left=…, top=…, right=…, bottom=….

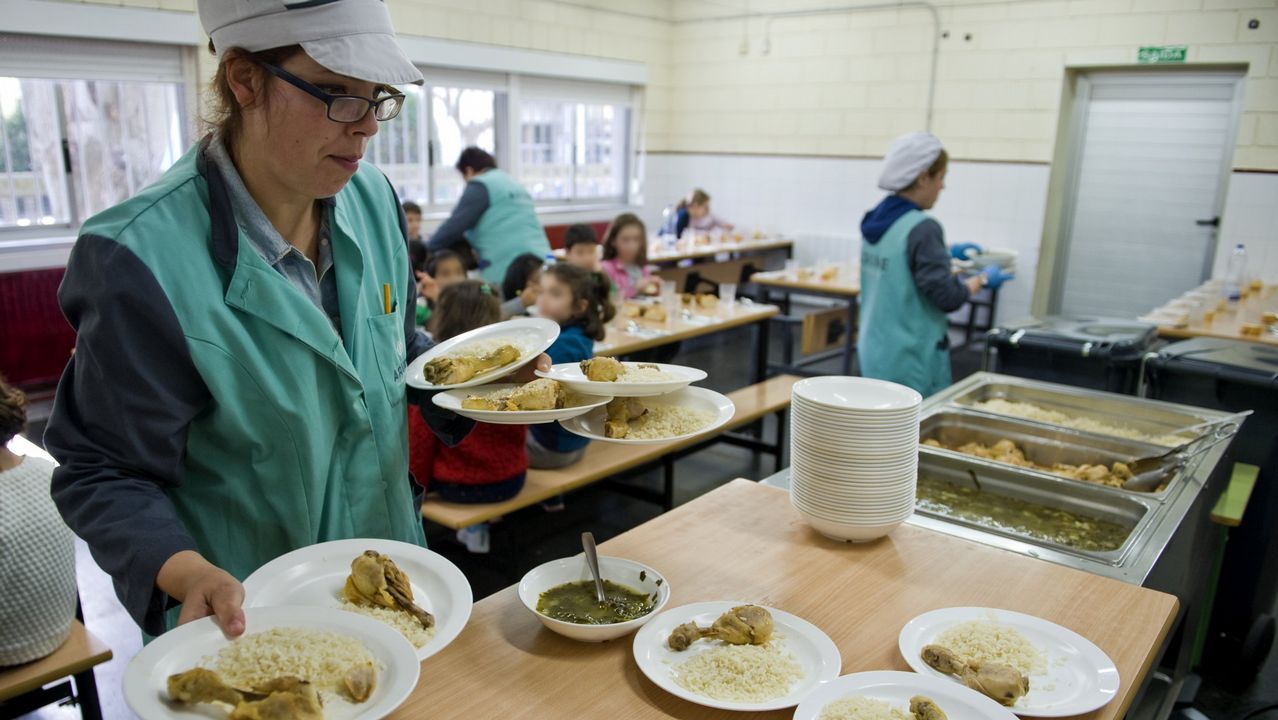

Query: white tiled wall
left=645, top=153, right=1277, bottom=324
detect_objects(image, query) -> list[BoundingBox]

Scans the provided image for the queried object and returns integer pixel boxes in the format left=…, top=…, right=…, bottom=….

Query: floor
left=13, top=305, right=1277, bottom=719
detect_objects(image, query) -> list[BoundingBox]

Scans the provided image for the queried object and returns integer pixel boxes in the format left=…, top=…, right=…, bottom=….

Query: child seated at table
left=0, top=374, right=78, bottom=666
left=563, top=223, right=601, bottom=271
left=601, top=213, right=660, bottom=300
left=662, top=188, right=734, bottom=239
left=527, top=264, right=615, bottom=471
left=409, top=281, right=528, bottom=553
left=415, top=249, right=469, bottom=329
left=500, top=253, right=544, bottom=319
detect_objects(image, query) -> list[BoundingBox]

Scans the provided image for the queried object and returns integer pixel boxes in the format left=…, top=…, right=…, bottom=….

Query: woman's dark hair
left=426, top=249, right=464, bottom=278
left=0, top=374, right=27, bottom=446
left=408, top=239, right=428, bottom=274
left=455, top=147, right=497, bottom=175
left=564, top=224, right=599, bottom=250
left=429, top=280, right=501, bottom=341
left=205, top=41, right=305, bottom=145
left=545, top=264, right=615, bottom=342
left=602, top=213, right=648, bottom=265
left=903, top=150, right=949, bottom=191
left=502, top=253, right=544, bottom=301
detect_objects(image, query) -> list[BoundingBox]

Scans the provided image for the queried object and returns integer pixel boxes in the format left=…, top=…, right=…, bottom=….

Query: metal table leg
left=842, top=297, right=857, bottom=375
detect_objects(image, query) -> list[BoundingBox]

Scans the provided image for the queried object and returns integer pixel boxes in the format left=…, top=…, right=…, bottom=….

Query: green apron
left=469, top=169, right=550, bottom=284
left=79, top=143, right=422, bottom=628
left=857, top=209, right=952, bottom=397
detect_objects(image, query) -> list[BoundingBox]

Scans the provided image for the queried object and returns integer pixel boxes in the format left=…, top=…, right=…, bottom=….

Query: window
left=518, top=100, right=630, bottom=204
left=0, top=35, right=188, bottom=236
left=367, top=83, right=500, bottom=211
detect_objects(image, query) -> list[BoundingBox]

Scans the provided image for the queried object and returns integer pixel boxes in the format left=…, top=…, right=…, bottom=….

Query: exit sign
left=1137, top=45, right=1187, bottom=64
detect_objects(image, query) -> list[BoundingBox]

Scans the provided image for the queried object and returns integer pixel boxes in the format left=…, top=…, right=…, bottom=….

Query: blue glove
left=949, top=242, right=983, bottom=260
left=981, top=264, right=1014, bottom=290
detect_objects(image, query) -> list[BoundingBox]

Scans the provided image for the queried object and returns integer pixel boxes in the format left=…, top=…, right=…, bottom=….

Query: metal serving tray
left=919, top=409, right=1180, bottom=498
left=915, top=452, right=1156, bottom=566
left=949, top=377, right=1214, bottom=446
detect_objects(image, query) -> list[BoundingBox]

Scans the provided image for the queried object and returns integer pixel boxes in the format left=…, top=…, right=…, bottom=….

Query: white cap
left=877, top=132, right=944, bottom=192
left=199, top=0, right=424, bottom=86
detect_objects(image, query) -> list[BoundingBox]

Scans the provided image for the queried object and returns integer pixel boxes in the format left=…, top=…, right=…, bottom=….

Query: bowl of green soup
left=519, top=555, right=670, bottom=642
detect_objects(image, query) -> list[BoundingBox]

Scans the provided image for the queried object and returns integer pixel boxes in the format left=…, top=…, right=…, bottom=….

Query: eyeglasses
left=261, top=62, right=405, bottom=123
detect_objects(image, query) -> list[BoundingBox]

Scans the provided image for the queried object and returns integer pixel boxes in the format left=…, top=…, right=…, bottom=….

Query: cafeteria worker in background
left=44, top=0, right=546, bottom=639
left=428, top=146, right=552, bottom=285
left=858, top=132, right=1013, bottom=397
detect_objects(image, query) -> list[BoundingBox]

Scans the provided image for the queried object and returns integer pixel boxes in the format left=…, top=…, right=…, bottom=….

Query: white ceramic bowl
left=792, top=495, right=916, bottom=522
left=794, top=505, right=910, bottom=542
left=518, top=555, right=670, bottom=642
left=793, top=377, right=922, bottom=412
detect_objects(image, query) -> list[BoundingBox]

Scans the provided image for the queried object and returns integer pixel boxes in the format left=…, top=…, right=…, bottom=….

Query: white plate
left=559, top=386, right=734, bottom=445
left=792, top=670, right=1019, bottom=720
left=899, top=607, right=1120, bottom=717
left=431, top=383, right=612, bottom=425
left=243, top=538, right=472, bottom=661
left=793, top=377, right=922, bottom=412
left=406, top=317, right=559, bottom=390
left=632, top=601, right=842, bottom=712
left=536, top=361, right=708, bottom=397
left=123, top=606, right=419, bottom=720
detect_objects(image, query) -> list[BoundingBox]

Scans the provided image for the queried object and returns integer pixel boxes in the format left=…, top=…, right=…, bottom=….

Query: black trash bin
left=1144, top=337, right=1278, bottom=685
left=985, top=316, right=1159, bottom=395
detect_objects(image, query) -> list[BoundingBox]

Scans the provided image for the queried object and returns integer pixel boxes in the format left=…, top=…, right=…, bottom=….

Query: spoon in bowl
left=582, top=531, right=606, bottom=604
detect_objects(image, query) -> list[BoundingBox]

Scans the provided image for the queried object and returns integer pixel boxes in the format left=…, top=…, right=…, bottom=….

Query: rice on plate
left=934, top=620, right=1046, bottom=676
left=620, top=364, right=680, bottom=383
left=672, top=641, right=803, bottom=703
left=211, top=626, right=381, bottom=697
left=626, top=404, right=715, bottom=440
left=340, top=599, right=435, bottom=649
left=819, top=696, right=910, bottom=720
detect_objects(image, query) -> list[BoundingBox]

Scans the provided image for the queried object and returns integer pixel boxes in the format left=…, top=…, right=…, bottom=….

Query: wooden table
left=394, top=480, right=1178, bottom=720
left=1156, top=287, right=1278, bottom=346
left=597, top=301, right=779, bottom=383
left=554, top=238, right=794, bottom=266
left=751, top=270, right=861, bottom=376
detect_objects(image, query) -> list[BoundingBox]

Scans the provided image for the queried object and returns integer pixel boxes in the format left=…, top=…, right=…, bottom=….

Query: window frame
left=0, top=34, right=193, bottom=245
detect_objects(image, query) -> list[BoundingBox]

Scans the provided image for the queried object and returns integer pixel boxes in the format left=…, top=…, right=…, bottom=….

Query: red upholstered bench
left=0, top=268, right=75, bottom=390
left=543, top=220, right=610, bottom=250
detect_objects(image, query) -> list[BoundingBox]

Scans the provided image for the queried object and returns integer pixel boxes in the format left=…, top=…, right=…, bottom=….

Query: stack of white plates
left=789, top=376, right=922, bottom=542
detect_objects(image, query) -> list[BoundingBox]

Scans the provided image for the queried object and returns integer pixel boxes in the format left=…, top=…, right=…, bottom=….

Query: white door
left=1050, top=71, right=1244, bottom=318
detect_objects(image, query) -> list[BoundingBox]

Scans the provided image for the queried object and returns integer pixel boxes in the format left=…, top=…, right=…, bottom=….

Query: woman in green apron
left=858, top=132, right=1013, bottom=396
left=44, top=0, right=546, bottom=638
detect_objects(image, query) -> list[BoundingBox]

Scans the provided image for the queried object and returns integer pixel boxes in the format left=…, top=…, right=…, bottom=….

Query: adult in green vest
left=858, top=132, right=1014, bottom=397
left=428, top=147, right=552, bottom=285
left=43, top=0, right=547, bottom=639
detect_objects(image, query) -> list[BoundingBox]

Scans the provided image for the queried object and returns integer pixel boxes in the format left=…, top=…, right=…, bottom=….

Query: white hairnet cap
left=877, top=132, right=944, bottom=192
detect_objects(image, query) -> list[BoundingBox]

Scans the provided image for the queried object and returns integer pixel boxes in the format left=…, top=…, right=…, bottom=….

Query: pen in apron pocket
left=383, top=283, right=392, bottom=315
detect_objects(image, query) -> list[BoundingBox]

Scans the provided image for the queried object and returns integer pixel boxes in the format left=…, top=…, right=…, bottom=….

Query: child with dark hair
left=500, top=253, right=544, bottom=319
left=0, top=375, right=78, bottom=665
left=601, top=213, right=659, bottom=299
left=563, top=223, right=600, bottom=271
left=410, top=281, right=527, bottom=553
left=527, top=264, right=615, bottom=470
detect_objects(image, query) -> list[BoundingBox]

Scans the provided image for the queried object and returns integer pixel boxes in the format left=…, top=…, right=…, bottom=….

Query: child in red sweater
left=408, top=281, right=527, bottom=552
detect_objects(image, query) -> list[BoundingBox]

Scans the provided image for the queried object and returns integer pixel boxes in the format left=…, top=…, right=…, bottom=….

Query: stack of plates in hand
left=789, top=376, right=922, bottom=543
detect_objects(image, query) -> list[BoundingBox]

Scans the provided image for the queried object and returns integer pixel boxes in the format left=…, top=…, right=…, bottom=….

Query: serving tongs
left=1122, top=411, right=1252, bottom=491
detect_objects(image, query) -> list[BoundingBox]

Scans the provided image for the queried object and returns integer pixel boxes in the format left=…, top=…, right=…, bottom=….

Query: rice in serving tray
left=971, top=398, right=1184, bottom=447
left=626, top=404, right=715, bottom=440
left=819, top=696, right=910, bottom=720
left=672, top=640, right=803, bottom=703
left=935, top=620, right=1046, bottom=676
left=212, top=627, right=380, bottom=697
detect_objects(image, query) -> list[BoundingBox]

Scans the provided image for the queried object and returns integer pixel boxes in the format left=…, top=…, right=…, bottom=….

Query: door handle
left=1195, top=217, right=1220, bottom=228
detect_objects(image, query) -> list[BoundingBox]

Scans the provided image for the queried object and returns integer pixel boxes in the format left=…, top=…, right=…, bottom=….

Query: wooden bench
left=0, top=620, right=111, bottom=720
left=422, top=374, right=800, bottom=530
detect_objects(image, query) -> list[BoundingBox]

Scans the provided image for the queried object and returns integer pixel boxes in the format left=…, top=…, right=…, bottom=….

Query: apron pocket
left=367, top=312, right=408, bottom=407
